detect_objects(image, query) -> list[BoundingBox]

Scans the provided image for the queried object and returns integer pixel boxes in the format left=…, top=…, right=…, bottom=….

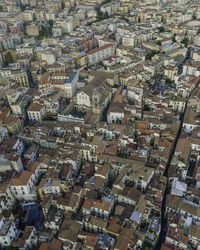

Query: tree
left=181, top=37, right=189, bottom=47
left=3, top=246, right=18, bottom=250
left=165, top=78, right=174, bottom=85
left=4, top=51, right=14, bottom=66
left=20, top=2, right=25, bottom=11
left=157, top=40, right=161, bottom=46
left=145, top=50, right=159, bottom=60
left=172, top=34, right=176, bottom=43
left=48, top=19, right=54, bottom=27
left=144, top=104, right=150, bottom=111
left=36, top=25, right=52, bottom=40
left=103, top=11, right=109, bottom=19
left=101, top=0, right=111, bottom=5
left=96, top=8, right=109, bottom=21
left=158, top=26, right=165, bottom=33
left=153, top=73, right=160, bottom=80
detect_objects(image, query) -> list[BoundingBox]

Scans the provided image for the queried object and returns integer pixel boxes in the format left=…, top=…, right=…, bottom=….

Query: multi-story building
left=0, top=33, right=15, bottom=51
left=0, top=184, right=16, bottom=212
left=26, top=24, right=40, bottom=37
left=16, top=45, right=34, bottom=55
left=11, top=226, right=38, bottom=249
left=27, top=103, right=46, bottom=122
left=76, top=73, right=112, bottom=115
left=122, top=34, right=136, bottom=47
left=0, top=216, right=18, bottom=248
left=41, top=52, right=56, bottom=65
left=82, top=199, right=114, bottom=218
left=6, top=87, right=33, bottom=116
left=38, top=178, right=61, bottom=200
left=22, top=10, right=34, bottom=22
left=10, top=161, right=40, bottom=201
left=11, top=69, right=30, bottom=87
left=86, top=44, right=115, bottom=66
left=39, top=71, right=79, bottom=98
left=164, top=65, right=178, bottom=80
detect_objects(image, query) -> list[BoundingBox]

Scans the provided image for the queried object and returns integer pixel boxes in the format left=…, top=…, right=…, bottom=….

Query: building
left=26, top=24, right=40, bottom=37
left=3, top=117, right=23, bottom=135
left=44, top=205, right=64, bottom=232
left=11, top=226, right=38, bottom=249
left=82, top=199, right=114, bottom=218
left=39, top=71, right=79, bottom=98
left=27, top=103, right=46, bottom=122
left=38, top=178, right=61, bottom=200
left=122, top=34, right=136, bottom=47
left=86, top=44, right=115, bottom=66
left=0, top=216, right=18, bottom=248
left=22, top=11, right=34, bottom=22
left=0, top=34, right=15, bottom=51
left=76, top=74, right=112, bottom=115
left=164, top=66, right=178, bottom=80
left=10, top=162, right=40, bottom=201
left=0, top=184, right=16, bottom=211
left=11, top=69, right=30, bottom=87
left=6, top=87, right=33, bottom=116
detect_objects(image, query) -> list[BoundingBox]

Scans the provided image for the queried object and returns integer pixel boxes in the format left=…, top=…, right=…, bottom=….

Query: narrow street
left=154, top=79, right=200, bottom=249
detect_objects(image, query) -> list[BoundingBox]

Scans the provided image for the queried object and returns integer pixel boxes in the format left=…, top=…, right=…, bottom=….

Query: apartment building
left=27, top=103, right=46, bottom=122
left=142, top=41, right=160, bottom=51
left=10, top=161, right=40, bottom=201
left=82, top=199, right=114, bottom=218
left=6, top=87, right=33, bottom=116
left=39, top=71, right=79, bottom=98
left=122, top=34, right=136, bottom=47
left=11, top=69, right=30, bottom=87
left=0, top=216, right=18, bottom=248
left=86, top=44, right=115, bottom=66
left=0, top=184, right=16, bottom=212
left=38, top=178, right=61, bottom=200
left=0, top=34, right=15, bottom=51
left=22, top=11, right=34, bottom=22
left=164, top=65, right=178, bottom=80
left=26, top=24, right=40, bottom=37
left=11, top=226, right=38, bottom=249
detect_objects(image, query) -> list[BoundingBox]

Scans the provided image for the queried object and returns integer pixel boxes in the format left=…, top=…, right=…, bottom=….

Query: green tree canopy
left=48, top=19, right=54, bottom=27
left=36, top=25, right=52, bottom=40
left=181, top=37, right=189, bottom=47
left=4, top=51, right=14, bottom=66
left=96, top=8, right=109, bottom=21
left=157, top=40, right=161, bottom=46
left=145, top=50, right=159, bottom=60
left=165, top=78, right=174, bottom=85
left=172, top=34, right=176, bottom=43
left=144, top=104, right=150, bottom=111
left=158, top=26, right=165, bottom=33
left=3, top=246, right=18, bottom=250
left=20, top=2, right=25, bottom=11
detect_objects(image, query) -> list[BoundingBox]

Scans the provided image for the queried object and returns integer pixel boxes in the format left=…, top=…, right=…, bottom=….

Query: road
left=151, top=74, right=163, bottom=92
left=154, top=74, right=199, bottom=249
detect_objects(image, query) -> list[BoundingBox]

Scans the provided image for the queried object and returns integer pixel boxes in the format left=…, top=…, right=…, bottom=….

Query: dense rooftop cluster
left=0, top=0, right=200, bottom=249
